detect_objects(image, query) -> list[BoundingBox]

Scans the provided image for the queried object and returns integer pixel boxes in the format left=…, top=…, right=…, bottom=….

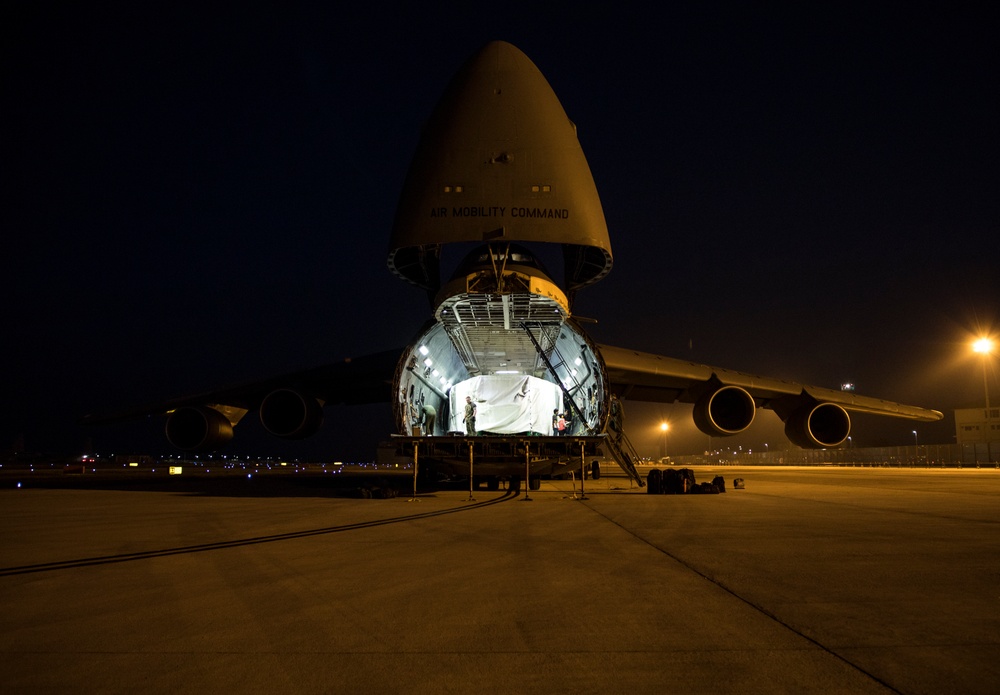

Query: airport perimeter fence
left=667, top=442, right=998, bottom=468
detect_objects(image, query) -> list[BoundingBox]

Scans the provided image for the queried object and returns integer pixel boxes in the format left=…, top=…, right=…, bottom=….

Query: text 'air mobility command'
left=429, top=206, right=570, bottom=219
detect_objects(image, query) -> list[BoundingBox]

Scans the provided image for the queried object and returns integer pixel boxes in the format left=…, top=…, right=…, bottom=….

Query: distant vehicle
left=84, top=42, right=942, bottom=490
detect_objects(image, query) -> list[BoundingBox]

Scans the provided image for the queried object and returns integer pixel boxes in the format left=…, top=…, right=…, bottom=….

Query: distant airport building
left=954, top=407, right=999, bottom=456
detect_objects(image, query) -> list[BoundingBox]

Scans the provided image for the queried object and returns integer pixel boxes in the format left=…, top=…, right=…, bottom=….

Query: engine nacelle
left=784, top=402, right=851, bottom=448
left=692, top=385, right=756, bottom=436
left=259, top=389, right=324, bottom=439
left=165, top=406, right=234, bottom=451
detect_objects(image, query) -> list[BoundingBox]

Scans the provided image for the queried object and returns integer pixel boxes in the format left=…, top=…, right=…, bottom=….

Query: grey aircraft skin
left=84, top=42, right=942, bottom=484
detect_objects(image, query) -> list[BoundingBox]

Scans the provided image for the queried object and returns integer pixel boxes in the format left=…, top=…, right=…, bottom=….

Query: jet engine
left=784, top=402, right=851, bottom=448
left=692, top=385, right=756, bottom=436
left=165, top=406, right=234, bottom=451
left=259, top=389, right=324, bottom=439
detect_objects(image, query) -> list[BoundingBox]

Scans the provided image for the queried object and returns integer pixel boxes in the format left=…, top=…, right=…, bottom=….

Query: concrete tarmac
left=2, top=466, right=998, bottom=694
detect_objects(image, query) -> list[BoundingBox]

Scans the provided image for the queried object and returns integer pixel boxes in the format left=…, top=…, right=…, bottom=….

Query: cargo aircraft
left=85, top=41, right=942, bottom=488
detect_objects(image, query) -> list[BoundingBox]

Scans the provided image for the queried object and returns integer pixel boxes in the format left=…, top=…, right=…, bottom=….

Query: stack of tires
left=645, top=469, right=726, bottom=494
left=646, top=468, right=662, bottom=494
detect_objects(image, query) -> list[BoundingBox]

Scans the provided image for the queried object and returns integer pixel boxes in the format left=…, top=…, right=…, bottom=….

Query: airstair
left=602, top=396, right=645, bottom=486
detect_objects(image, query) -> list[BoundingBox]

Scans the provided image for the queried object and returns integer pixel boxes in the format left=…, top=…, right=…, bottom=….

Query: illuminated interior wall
left=392, top=318, right=610, bottom=437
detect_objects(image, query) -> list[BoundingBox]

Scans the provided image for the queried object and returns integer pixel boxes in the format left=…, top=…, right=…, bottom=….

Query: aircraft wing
left=81, top=349, right=401, bottom=442
left=598, top=343, right=942, bottom=448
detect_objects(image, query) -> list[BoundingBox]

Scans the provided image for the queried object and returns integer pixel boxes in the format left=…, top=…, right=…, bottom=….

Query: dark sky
left=5, top=3, right=998, bottom=459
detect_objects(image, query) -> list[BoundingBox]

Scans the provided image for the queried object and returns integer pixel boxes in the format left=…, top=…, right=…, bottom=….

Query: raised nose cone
left=388, top=41, right=612, bottom=294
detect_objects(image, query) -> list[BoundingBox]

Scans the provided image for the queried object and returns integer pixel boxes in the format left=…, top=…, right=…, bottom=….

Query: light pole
left=913, top=430, right=918, bottom=446
left=973, top=338, right=994, bottom=414
left=660, top=422, right=669, bottom=460
left=974, top=338, right=996, bottom=465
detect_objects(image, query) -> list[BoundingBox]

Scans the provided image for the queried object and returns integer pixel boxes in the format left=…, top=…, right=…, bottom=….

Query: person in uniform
left=421, top=404, right=436, bottom=435
left=464, top=396, right=477, bottom=436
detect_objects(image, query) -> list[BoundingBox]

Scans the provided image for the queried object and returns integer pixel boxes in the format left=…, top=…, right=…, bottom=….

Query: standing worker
left=464, top=396, right=477, bottom=436
left=421, top=404, right=436, bottom=435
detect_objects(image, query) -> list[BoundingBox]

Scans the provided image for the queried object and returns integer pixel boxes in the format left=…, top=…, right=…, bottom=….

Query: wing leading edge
left=598, top=343, right=942, bottom=448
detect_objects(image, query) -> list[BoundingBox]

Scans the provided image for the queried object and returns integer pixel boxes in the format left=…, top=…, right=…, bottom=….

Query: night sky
left=6, top=3, right=998, bottom=460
